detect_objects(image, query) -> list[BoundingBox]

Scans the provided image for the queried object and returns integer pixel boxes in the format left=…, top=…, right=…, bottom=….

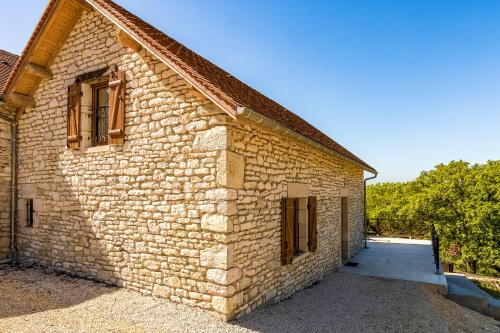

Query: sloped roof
left=0, top=50, right=18, bottom=92
left=3, top=0, right=375, bottom=173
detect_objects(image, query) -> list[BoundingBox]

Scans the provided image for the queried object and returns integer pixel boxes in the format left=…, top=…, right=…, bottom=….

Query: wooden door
left=341, top=197, right=349, bottom=261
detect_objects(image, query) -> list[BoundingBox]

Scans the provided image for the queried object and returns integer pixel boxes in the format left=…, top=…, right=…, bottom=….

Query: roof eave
left=1, top=0, right=62, bottom=96
left=236, top=106, right=377, bottom=175
left=4, top=0, right=238, bottom=120
left=85, top=0, right=238, bottom=120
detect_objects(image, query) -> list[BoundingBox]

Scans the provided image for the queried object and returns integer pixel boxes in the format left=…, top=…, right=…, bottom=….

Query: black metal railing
left=367, top=218, right=442, bottom=274
left=431, top=224, right=440, bottom=274
left=92, top=106, right=109, bottom=145
left=366, top=217, right=429, bottom=239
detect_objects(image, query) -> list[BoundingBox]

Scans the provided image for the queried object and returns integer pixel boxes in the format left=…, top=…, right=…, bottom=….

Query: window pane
left=97, top=87, right=109, bottom=107
left=93, top=85, right=109, bottom=145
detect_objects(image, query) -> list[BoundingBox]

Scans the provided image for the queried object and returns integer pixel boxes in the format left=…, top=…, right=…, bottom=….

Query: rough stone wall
left=226, top=118, right=365, bottom=318
left=0, top=118, right=11, bottom=260
left=13, top=7, right=367, bottom=321
left=16, top=9, right=236, bottom=320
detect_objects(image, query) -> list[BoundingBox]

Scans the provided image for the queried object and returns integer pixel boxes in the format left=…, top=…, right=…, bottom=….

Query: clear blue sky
left=1, top=1, right=499, bottom=182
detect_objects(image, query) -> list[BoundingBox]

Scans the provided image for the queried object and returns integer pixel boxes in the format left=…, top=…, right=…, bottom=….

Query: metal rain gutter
left=236, top=106, right=377, bottom=174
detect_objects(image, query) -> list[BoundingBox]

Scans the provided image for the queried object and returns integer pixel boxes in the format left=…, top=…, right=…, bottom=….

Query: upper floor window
left=66, top=68, right=126, bottom=150
left=92, top=83, right=109, bottom=146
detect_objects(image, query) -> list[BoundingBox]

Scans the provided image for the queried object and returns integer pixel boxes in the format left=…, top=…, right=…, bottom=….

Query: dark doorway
left=341, top=197, right=349, bottom=262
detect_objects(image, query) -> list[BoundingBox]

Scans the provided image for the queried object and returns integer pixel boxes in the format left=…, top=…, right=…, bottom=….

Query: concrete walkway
left=339, top=237, right=448, bottom=294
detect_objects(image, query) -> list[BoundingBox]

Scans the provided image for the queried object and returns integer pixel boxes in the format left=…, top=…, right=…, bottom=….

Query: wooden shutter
left=108, top=70, right=126, bottom=144
left=67, top=83, right=81, bottom=150
left=281, top=198, right=296, bottom=265
left=308, top=196, right=318, bottom=252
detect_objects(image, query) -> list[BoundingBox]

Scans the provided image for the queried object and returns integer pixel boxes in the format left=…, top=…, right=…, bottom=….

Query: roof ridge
left=0, top=49, right=20, bottom=59
left=89, top=0, right=374, bottom=171
left=89, top=0, right=242, bottom=112
left=0, top=49, right=20, bottom=92
left=3, top=0, right=375, bottom=172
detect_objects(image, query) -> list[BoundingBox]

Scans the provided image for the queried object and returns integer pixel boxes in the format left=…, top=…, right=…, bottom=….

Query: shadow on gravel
left=0, top=265, right=117, bottom=320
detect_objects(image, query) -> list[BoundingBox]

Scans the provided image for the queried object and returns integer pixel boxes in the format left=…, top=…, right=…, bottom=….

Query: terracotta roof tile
left=4, top=0, right=375, bottom=172
left=89, top=0, right=374, bottom=172
left=0, top=50, right=19, bottom=92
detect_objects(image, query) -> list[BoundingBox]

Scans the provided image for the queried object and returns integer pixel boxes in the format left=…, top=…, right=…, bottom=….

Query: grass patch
left=472, top=280, right=500, bottom=299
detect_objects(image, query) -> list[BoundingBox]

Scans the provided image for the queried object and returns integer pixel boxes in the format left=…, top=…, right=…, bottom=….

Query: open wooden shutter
left=281, top=198, right=296, bottom=265
left=308, top=196, right=318, bottom=252
left=108, top=70, right=126, bottom=144
left=67, top=83, right=81, bottom=150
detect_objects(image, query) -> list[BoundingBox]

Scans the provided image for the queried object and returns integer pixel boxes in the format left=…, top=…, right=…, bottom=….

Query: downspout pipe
left=0, top=109, right=18, bottom=264
left=364, top=172, right=378, bottom=248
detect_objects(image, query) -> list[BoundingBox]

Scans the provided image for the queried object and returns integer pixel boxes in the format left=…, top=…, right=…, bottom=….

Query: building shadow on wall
left=11, top=48, right=205, bottom=320
left=16, top=150, right=120, bottom=285
left=12, top=135, right=124, bottom=320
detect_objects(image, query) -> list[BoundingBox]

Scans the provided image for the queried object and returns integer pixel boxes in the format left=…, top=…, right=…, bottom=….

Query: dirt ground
left=0, top=265, right=498, bottom=333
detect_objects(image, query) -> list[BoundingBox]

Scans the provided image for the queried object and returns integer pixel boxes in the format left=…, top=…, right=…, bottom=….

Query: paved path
left=339, top=237, right=448, bottom=294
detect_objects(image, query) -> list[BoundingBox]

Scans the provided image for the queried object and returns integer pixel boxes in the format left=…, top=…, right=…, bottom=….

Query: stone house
left=0, top=0, right=376, bottom=321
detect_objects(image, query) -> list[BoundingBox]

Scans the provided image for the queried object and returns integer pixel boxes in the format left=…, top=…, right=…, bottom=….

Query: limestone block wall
left=16, top=9, right=236, bottom=319
left=0, top=118, right=11, bottom=260
left=226, top=118, right=365, bottom=318
left=12, top=6, right=367, bottom=321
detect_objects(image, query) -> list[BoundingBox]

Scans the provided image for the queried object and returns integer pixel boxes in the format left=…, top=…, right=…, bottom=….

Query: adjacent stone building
left=0, top=0, right=376, bottom=320
left=0, top=117, right=11, bottom=260
left=0, top=49, right=18, bottom=260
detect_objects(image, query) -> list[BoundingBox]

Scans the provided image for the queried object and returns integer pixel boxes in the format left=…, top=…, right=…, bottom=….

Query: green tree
left=367, top=160, right=500, bottom=276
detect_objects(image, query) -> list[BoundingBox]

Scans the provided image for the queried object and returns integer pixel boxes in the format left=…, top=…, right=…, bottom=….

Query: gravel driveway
left=0, top=265, right=498, bottom=333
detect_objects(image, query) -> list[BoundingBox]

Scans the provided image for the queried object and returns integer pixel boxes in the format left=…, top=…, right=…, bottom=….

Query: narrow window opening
left=296, top=197, right=309, bottom=255
left=291, top=198, right=310, bottom=257
left=26, top=199, right=34, bottom=227
left=341, top=196, right=349, bottom=261
left=91, top=82, right=109, bottom=146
